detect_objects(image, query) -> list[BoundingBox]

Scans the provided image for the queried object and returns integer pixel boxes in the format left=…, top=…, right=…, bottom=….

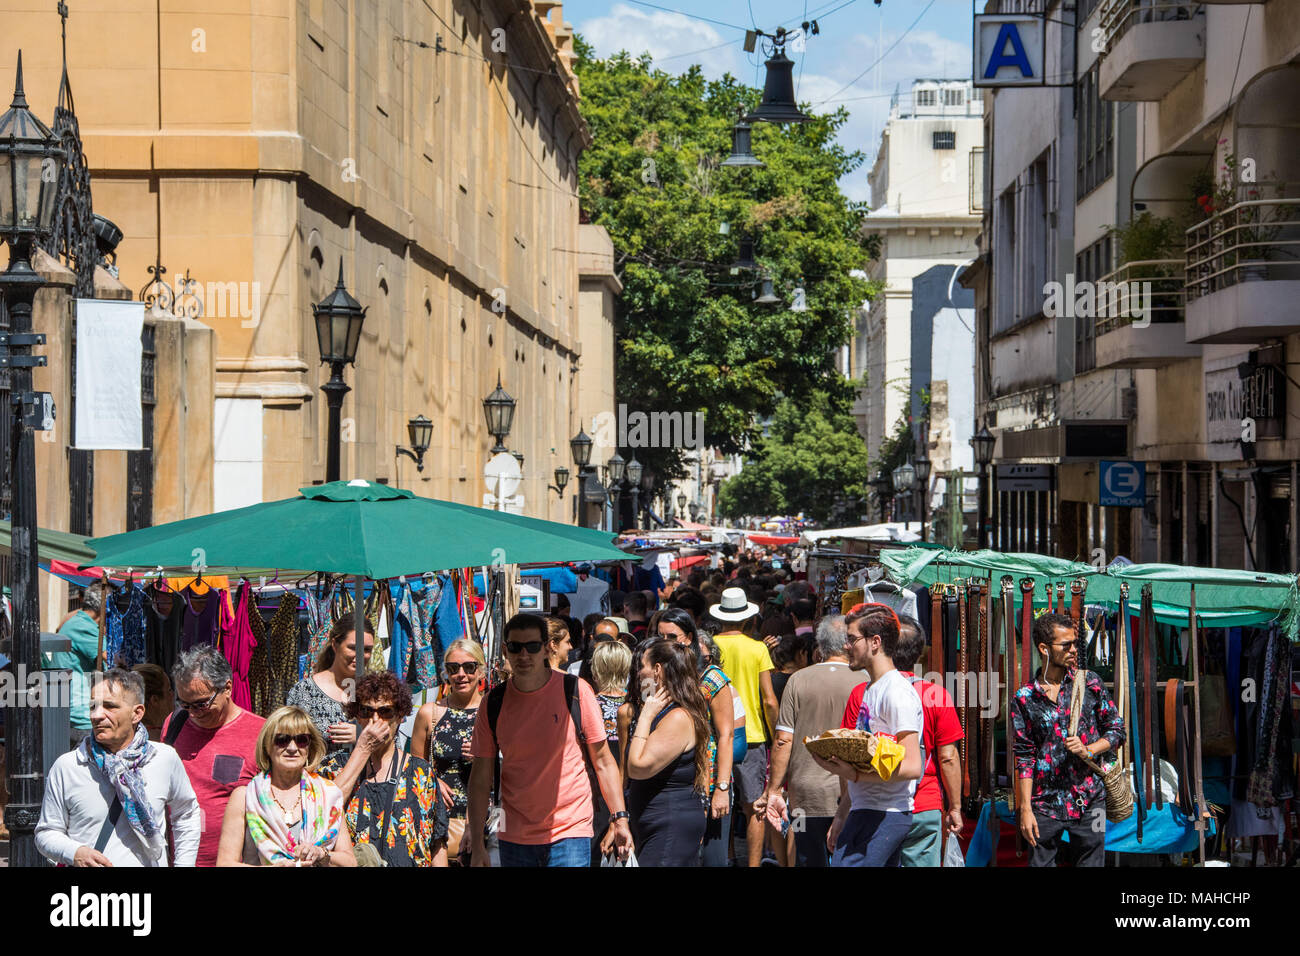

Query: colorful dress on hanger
left=249, top=592, right=301, bottom=716
left=302, top=581, right=337, bottom=666
left=106, top=585, right=148, bottom=668
left=220, top=583, right=258, bottom=710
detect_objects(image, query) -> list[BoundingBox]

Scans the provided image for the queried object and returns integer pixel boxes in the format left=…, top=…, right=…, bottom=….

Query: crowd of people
left=30, top=554, right=1124, bottom=868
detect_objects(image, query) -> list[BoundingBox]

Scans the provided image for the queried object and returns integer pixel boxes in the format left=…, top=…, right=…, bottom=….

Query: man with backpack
left=467, top=613, right=633, bottom=866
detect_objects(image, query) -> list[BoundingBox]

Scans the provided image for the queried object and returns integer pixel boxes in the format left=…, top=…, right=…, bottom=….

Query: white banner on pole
left=74, top=298, right=144, bottom=450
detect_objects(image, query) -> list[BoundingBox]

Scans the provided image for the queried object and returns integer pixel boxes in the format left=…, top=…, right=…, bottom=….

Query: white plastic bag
left=942, top=835, right=965, bottom=868
left=600, top=850, right=640, bottom=868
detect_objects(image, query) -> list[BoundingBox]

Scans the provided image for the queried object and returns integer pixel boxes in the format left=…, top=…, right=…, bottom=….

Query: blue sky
left=566, top=0, right=976, bottom=202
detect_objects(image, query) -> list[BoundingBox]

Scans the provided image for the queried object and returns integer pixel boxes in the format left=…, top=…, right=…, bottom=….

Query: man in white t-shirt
left=809, top=603, right=924, bottom=867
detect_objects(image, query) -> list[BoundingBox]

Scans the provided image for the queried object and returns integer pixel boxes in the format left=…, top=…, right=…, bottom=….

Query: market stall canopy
left=0, top=518, right=97, bottom=566
left=84, top=479, right=632, bottom=579
left=746, top=533, right=799, bottom=547
left=799, top=522, right=923, bottom=547
left=880, top=547, right=1300, bottom=638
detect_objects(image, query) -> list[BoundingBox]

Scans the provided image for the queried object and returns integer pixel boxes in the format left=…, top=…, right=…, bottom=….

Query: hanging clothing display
left=302, top=579, right=338, bottom=665
left=220, top=583, right=257, bottom=710
left=105, top=584, right=148, bottom=668
left=180, top=585, right=221, bottom=650
left=1246, top=623, right=1295, bottom=808
left=247, top=591, right=301, bottom=717
left=145, top=583, right=185, bottom=678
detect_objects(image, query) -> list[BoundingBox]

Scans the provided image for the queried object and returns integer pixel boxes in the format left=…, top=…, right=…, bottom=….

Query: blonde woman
left=410, top=638, right=486, bottom=864
left=215, top=706, right=356, bottom=867
left=589, top=639, right=632, bottom=865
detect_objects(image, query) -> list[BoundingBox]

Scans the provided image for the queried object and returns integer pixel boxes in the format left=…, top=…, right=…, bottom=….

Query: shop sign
left=973, top=15, right=1044, bottom=87
left=995, top=463, right=1053, bottom=492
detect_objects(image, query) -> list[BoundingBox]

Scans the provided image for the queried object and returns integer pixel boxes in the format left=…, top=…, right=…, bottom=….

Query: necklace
left=270, top=783, right=302, bottom=824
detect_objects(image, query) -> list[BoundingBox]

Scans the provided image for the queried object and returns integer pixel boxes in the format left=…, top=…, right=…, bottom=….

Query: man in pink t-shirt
left=467, top=613, right=632, bottom=866
left=163, top=646, right=265, bottom=866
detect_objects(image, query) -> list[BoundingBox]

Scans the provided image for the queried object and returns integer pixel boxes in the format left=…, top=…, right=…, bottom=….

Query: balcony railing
left=1185, top=198, right=1300, bottom=302
left=1098, top=0, right=1203, bottom=51
left=1094, top=259, right=1186, bottom=336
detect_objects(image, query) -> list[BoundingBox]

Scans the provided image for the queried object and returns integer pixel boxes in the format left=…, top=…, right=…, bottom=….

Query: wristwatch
left=716, top=781, right=730, bottom=792
left=611, top=810, right=630, bottom=822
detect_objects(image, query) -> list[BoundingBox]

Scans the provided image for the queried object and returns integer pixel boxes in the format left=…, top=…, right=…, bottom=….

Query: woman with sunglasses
left=287, top=614, right=375, bottom=754
left=317, top=671, right=448, bottom=866
left=410, top=639, right=485, bottom=864
left=216, top=705, right=356, bottom=866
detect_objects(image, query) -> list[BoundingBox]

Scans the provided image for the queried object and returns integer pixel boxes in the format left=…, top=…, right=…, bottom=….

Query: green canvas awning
left=880, top=547, right=1300, bottom=639
left=85, top=479, right=632, bottom=579
left=0, top=518, right=96, bottom=565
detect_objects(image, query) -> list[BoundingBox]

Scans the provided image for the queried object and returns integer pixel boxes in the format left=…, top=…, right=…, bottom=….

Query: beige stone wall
left=4, top=0, right=613, bottom=529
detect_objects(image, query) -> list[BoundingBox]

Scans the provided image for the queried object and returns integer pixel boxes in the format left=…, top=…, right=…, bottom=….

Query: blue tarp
left=965, top=799, right=1210, bottom=865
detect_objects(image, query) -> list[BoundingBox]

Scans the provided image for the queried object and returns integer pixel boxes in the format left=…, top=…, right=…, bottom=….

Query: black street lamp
left=607, top=453, right=625, bottom=531
left=395, top=414, right=433, bottom=473
left=970, top=424, right=995, bottom=549
left=0, top=51, right=66, bottom=867
left=549, top=466, right=569, bottom=498
left=625, top=456, right=642, bottom=529
left=570, top=428, right=592, bottom=526
left=913, top=456, right=932, bottom=542
left=313, top=259, right=367, bottom=482
left=892, top=460, right=916, bottom=525
left=676, top=491, right=687, bottom=525
left=482, top=374, right=516, bottom=455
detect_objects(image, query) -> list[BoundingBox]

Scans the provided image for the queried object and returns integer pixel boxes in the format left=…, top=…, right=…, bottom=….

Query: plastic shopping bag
left=942, top=833, right=965, bottom=868
left=600, top=850, right=640, bottom=867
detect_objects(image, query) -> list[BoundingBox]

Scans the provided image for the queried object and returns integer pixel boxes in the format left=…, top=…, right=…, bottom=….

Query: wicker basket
left=804, top=731, right=877, bottom=772
left=1097, top=759, right=1134, bottom=822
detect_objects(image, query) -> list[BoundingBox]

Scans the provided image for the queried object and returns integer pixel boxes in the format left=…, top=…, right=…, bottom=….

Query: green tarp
left=85, top=479, right=632, bottom=579
left=0, top=518, right=96, bottom=564
left=878, top=547, right=1300, bottom=639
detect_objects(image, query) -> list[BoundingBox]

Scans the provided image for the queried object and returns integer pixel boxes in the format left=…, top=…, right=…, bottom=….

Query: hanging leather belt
left=1002, top=576, right=1017, bottom=805
left=930, top=587, right=943, bottom=679
left=969, top=580, right=984, bottom=803
left=1164, top=676, right=1178, bottom=761
left=981, top=582, right=995, bottom=800
left=1175, top=679, right=1194, bottom=812
left=1055, top=583, right=1067, bottom=619
left=1045, top=581, right=1054, bottom=614
left=1141, top=584, right=1161, bottom=811
left=958, top=584, right=970, bottom=801
left=1019, top=577, right=1034, bottom=685
left=1069, top=579, right=1085, bottom=665
left=1121, top=583, right=1145, bottom=841
left=944, top=593, right=959, bottom=683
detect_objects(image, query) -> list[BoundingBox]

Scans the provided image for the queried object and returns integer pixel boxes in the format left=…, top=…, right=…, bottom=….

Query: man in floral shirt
left=1012, top=613, right=1124, bottom=866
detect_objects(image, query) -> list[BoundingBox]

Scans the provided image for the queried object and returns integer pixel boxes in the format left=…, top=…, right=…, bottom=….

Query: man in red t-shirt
left=163, top=645, right=264, bottom=866
left=841, top=616, right=962, bottom=866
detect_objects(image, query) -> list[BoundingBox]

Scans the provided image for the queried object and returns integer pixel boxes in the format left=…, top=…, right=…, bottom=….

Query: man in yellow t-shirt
left=709, top=587, right=778, bottom=867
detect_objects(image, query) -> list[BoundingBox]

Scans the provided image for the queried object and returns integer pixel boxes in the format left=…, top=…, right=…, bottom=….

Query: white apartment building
left=852, top=79, right=982, bottom=526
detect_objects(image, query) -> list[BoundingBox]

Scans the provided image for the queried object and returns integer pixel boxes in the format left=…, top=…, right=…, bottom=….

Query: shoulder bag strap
left=94, top=796, right=124, bottom=854
left=163, top=709, right=189, bottom=747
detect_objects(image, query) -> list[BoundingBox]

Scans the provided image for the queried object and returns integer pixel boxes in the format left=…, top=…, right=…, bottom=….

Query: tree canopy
left=573, top=37, right=879, bottom=485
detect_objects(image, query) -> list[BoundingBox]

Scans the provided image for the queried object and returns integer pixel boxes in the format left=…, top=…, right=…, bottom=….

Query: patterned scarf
left=82, top=723, right=165, bottom=860
left=245, top=771, right=343, bottom=865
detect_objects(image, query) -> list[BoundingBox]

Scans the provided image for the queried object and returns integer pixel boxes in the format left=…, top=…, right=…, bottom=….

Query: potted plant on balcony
left=1109, top=211, right=1182, bottom=321
left=1194, top=151, right=1293, bottom=283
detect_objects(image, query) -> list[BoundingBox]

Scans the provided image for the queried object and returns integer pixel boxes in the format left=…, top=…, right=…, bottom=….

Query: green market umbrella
left=84, top=479, right=631, bottom=578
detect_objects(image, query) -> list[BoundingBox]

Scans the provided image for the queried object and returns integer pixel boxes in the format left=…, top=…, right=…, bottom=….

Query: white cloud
left=577, top=3, right=746, bottom=77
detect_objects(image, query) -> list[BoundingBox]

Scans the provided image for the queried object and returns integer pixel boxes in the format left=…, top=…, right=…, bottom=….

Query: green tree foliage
left=573, top=37, right=879, bottom=479
left=715, top=390, right=872, bottom=524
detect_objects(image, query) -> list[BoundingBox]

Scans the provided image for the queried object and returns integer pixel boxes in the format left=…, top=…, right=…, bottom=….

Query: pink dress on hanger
left=220, top=583, right=258, bottom=710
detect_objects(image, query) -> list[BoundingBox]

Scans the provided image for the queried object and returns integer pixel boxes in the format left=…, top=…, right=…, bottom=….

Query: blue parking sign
left=1099, top=461, right=1145, bottom=508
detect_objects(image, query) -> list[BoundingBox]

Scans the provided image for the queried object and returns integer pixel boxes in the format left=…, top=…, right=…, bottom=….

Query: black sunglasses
left=175, top=684, right=226, bottom=711
left=356, top=704, right=397, bottom=720
left=505, top=640, right=545, bottom=654
left=273, top=733, right=312, bottom=749
left=445, top=661, right=480, bottom=675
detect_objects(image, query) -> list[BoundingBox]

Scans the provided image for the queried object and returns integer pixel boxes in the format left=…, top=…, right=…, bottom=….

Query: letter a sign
left=974, top=15, right=1044, bottom=87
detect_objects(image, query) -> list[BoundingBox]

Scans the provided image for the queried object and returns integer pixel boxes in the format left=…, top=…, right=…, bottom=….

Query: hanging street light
left=395, top=414, right=433, bottom=473
left=626, top=457, right=643, bottom=529
left=913, top=456, right=932, bottom=542
left=747, top=31, right=811, bottom=125
left=482, top=373, right=516, bottom=455
left=313, top=259, right=368, bottom=482
left=753, top=272, right=780, bottom=304
left=721, top=110, right=765, bottom=168
left=0, top=50, right=66, bottom=867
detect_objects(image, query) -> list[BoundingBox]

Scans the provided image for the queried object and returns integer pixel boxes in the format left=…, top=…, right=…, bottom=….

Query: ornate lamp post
left=913, top=456, right=932, bottom=542
left=970, top=424, right=996, bottom=549
left=0, top=51, right=66, bottom=868
left=676, top=491, right=687, bottom=523
left=313, top=261, right=367, bottom=482
left=549, top=466, right=569, bottom=498
left=625, top=456, right=643, bottom=530
left=569, top=428, right=592, bottom=526
left=395, top=414, right=432, bottom=474
left=482, top=374, right=516, bottom=455
left=606, top=453, right=625, bottom=532
left=892, top=460, right=917, bottom=525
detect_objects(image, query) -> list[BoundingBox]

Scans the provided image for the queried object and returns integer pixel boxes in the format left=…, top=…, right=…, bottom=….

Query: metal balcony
left=1094, top=260, right=1201, bottom=367
left=1098, top=1, right=1205, bottom=102
left=1185, top=198, right=1300, bottom=343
